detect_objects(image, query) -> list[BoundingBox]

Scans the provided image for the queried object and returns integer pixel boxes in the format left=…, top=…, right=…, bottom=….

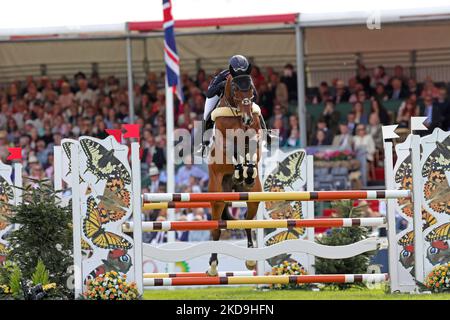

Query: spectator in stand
left=367, top=113, right=384, bottom=151
left=347, top=112, right=358, bottom=135
left=332, top=123, right=354, bottom=149
left=333, top=79, right=350, bottom=103
left=356, top=64, right=371, bottom=94
left=75, top=78, right=96, bottom=105
left=269, top=104, right=288, bottom=129
left=420, top=94, right=444, bottom=131
left=397, top=97, right=419, bottom=128
left=371, top=65, right=390, bottom=87
left=57, top=82, right=74, bottom=108
left=421, top=77, right=440, bottom=99
left=257, top=81, right=274, bottom=119
left=311, top=129, right=329, bottom=146
left=142, top=130, right=166, bottom=170
left=349, top=84, right=365, bottom=104
left=310, top=118, right=333, bottom=145
left=353, top=101, right=368, bottom=125
left=347, top=77, right=358, bottom=100
left=195, top=69, right=206, bottom=87
left=369, top=97, right=390, bottom=125
left=286, top=115, right=301, bottom=147
left=321, top=99, right=340, bottom=135
left=280, top=63, right=297, bottom=102
left=353, top=124, right=376, bottom=179
left=251, top=65, right=266, bottom=91
left=175, top=156, right=208, bottom=188
left=407, top=78, right=420, bottom=96
left=313, top=81, right=331, bottom=104
left=389, top=77, right=408, bottom=100
left=391, top=65, right=408, bottom=86
left=435, top=87, right=450, bottom=130
left=268, top=72, right=289, bottom=108
left=272, top=118, right=288, bottom=146
left=373, top=82, right=389, bottom=102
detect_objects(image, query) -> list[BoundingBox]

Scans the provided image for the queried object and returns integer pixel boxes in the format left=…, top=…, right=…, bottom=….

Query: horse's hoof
left=245, top=260, right=257, bottom=270
left=207, top=261, right=218, bottom=276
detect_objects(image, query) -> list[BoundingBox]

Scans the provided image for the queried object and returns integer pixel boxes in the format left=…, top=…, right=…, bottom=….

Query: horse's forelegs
left=244, top=201, right=259, bottom=270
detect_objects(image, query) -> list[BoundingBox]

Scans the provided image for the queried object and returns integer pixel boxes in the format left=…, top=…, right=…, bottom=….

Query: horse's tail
left=220, top=203, right=236, bottom=221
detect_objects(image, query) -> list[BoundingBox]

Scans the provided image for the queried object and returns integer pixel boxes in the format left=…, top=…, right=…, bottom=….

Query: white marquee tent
left=1, top=0, right=450, bottom=148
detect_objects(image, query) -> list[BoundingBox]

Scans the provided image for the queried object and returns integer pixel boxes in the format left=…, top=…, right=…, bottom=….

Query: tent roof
left=1, top=0, right=450, bottom=40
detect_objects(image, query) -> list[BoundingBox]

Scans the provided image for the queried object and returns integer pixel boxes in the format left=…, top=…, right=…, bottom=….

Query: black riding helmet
left=228, top=55, right=252, bottom=77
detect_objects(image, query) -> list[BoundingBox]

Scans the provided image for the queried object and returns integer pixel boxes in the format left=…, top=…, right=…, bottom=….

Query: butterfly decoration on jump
left=263, top=151, right=306, bottom=267
left=83, top=195, right=132, bottom=250
left=0, top=176, right=14, bottom=232
left=424, top=222, right=450, bottom=266
left=394, top=155, right=439, bottom=228
left=80, top=139, right=131, bottom=185
left=421, top=135, right=450, bottom=215
left=62, top=141, right=86, bottom=184
left=264, top=151, right=305, bottom=191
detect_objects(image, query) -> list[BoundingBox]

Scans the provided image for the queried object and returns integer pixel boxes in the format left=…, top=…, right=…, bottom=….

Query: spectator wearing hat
left=142, top=164, right=165, bottom=194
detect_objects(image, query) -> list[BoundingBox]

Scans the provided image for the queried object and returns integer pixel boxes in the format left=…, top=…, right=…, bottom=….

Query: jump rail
left=143, top=273, right=389, bottom=286
left=144, top=271, right=256, bottom=278
left=142, top=201, right=247, bottom=210
left=124, top=218, right=386, bottom=232
left=142, top=190, right=410, bottom=203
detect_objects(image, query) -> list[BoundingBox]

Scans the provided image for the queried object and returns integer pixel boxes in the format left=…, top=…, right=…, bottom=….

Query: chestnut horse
left=206, top=74, right=263, bottom=276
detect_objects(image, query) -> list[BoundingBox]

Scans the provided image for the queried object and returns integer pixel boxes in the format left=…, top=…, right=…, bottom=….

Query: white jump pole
left=131, top=142, right=143, bottom=294
left=70, top=143, right=83, bottom=297
left=410, top=134, right=424, bottom=286
left=53, top=146, right=63, bottom=193
left=305, top=155, right=315, bottom=274
left=165, top=76, right=176, bottom=275
left=382, top=125, right=404, bottom=293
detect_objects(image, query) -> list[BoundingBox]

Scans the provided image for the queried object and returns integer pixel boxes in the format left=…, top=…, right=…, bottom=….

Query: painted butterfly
left=425, top=222, right=450, bottom=242
left=62, top=141, right=85, bottom=184
left=264, top=151, right=305, bottom=190
left=83, top=196, right=132, bottom=250
left=80, top=139, right=131, bottom=184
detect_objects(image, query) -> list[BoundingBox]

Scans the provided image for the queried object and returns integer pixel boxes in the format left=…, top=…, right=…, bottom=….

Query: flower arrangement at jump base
left=313, top=150, right=355, bottom=162
left=268, top=261, right=309, bottom=290
left=83, top=271, right=140, bottom=300
left=424, top=262, right=450, bottom=293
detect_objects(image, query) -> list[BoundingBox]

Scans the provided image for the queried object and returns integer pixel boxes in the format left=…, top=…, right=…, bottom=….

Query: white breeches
left=203, top=95, right=220, bottom=120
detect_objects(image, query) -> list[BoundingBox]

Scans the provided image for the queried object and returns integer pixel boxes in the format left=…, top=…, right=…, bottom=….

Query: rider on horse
left=200, top=54, right=269, bottom=155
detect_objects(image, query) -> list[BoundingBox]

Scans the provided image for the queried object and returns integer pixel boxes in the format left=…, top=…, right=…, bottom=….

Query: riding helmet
left=228, top=55, right=252, bottom=77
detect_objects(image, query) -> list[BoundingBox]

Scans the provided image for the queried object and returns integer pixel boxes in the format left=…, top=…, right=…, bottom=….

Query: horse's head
left=225, top=75, right=254, bottom=126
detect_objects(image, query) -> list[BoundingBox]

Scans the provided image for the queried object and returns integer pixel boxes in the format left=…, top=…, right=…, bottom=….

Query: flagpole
left=165, top=76, right=176, bottom=274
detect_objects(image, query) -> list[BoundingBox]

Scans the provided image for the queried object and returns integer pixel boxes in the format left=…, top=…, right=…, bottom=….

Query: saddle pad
left=211, top=103, right=261, bottom=121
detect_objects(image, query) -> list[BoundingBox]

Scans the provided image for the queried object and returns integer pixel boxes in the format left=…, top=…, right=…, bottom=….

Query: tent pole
left=295, top=22, right=307, bottom=148
left=126, top=33, right=135, bottom=123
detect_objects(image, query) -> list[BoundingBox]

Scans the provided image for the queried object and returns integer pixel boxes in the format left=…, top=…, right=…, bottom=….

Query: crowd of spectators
left=1, top=62, right=450, bottom=242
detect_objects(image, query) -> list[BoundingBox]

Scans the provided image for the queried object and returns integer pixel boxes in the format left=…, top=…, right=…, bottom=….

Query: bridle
left=223, top=75, right=254, bottom=120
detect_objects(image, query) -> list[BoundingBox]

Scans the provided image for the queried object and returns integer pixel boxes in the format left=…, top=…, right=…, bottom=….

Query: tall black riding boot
left=259, top=115, right=272, bottom=146
left=201, top=116, right=214, bottom=156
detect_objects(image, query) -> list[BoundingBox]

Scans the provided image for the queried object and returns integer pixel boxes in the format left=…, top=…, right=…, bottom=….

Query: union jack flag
left=163, top=0, right=184, bottom=102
